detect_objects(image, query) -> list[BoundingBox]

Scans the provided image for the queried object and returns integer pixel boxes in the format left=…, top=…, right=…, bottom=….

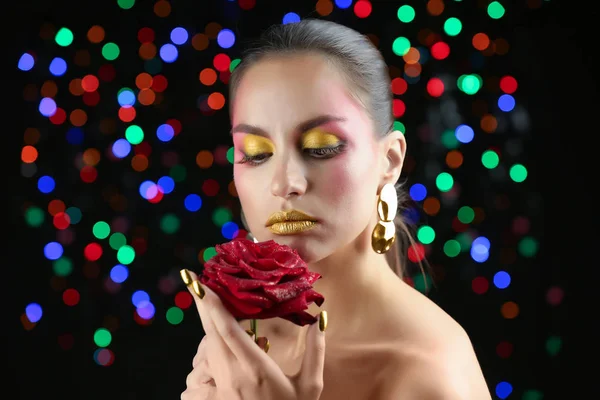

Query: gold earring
left=371, top=183, right=397, bottom=254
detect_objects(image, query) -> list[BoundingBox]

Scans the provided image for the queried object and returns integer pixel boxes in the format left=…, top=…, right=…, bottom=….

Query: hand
left=180, top=269, right=327, bottom=400
left=181, top=335, right=218, bottom=400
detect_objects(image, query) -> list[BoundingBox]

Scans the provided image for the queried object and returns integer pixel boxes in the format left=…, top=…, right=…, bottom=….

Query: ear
left=381, top=130, right=406, bottom=184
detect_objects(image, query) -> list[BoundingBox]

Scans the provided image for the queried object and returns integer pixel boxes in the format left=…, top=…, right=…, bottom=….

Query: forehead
left=231, top=53, right=365, bottom=127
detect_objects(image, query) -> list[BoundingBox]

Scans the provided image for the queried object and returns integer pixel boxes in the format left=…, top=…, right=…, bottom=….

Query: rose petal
left=202, top=279, right=264, bottom=317
left=262, top=275, right=313, bottom=302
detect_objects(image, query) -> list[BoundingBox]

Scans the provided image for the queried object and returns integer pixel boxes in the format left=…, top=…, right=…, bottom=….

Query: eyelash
left=236, top=144, right=346, bottom=166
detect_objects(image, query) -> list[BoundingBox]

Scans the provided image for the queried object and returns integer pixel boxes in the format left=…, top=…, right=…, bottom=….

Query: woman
left=180, top=19, right=491, bottom=399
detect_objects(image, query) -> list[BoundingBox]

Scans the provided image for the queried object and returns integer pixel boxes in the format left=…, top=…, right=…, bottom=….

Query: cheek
left=316, top=157, right=374, bottom=204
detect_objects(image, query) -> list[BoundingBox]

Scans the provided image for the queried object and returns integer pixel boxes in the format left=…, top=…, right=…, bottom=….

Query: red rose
left=200, top=237, right=324, bottom=326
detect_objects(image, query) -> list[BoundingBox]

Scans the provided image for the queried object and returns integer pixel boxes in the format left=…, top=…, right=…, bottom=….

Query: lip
left=265, top=209, right=318, bottom=227
left=268, top=220, right=318, bottom=235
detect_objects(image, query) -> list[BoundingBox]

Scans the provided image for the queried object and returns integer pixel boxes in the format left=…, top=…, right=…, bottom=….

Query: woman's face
left=231, top=54, right=389, bottom=263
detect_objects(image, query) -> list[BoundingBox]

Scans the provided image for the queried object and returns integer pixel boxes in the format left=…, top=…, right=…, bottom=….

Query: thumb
left=298, top=311, right=327, bottom=392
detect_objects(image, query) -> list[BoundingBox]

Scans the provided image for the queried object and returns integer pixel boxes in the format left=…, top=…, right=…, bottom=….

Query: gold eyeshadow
left=301, top=129, right=341, bottom=149
left=242, top=134, right=275, bottom=156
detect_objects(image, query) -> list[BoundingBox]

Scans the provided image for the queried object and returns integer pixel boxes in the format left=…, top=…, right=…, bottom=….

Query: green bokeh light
left=161, top=214, right=180, bottom=234
left=436, top=172, right=454, bottom=192
left=397, top=5, right=415, bottom=23
left=93, top=221, right=111, bottom=239
left=227, top=146, right=235, bottom=164
left=510, top=164, right=528, bottom=182
left=482, top=150, right=500, bottom=169
left=203, top=247, right=217, bottom=262
left=518, top=236, right=538, bottom=257
left=170, top=165, right=187, bottom=182
left=487, top=1, right=506, bottom=19
left=443, top=239, right=461, bottom=257
left=166, top=307, right=184, bottom=325
left=212, top=207, right=232, bottom=227
left=94, top=328, right=112, bottom=347
left=25, top=207, right=44, bottom=227
left=458, top=74, right=482, bottom=95
left=417, top=225, right=435, bottom=244
left=230, top=58, right=241, bottom=72
left=117, top=0, right=136, bottom=10
left=53, top=257, right=73, bottom=276
left=102, top=42, right=120, bottom=60
left=55, top=27, right=74, bottom=46
left=456, top=232, right=473, bottom=251
left=125, top=125, right=144, bottom=145
left=457, top=206, right=475, bottom=224
left=109, top=232, right=127, bottom=250
left=117, top=245, right=136, bottom=264
left=393, top=121, right=406, bottom=134
left=443, top=17, right=462, bottom=36
left=392, top=37, right=411, bottom=56
left=522, top=390, right=544, bottom=400
left=413, top=273, right=432, bottom=293
left=65, top=207, right=82, bottom=224
left=545, top=335, right=561, bottom=356
left=441, top=129, right=459, bottom=149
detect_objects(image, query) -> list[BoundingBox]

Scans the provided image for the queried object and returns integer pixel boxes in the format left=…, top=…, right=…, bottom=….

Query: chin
left=262, top=232, right=325, bottom=263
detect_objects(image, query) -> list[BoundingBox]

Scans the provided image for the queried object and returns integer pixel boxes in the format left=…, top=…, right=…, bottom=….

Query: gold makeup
left=301, top=129, right=342, bottom=149
left=242, top=134, right=275, bottom=156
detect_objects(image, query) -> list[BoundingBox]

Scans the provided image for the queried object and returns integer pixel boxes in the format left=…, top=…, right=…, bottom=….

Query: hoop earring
left=371, top=183, right=397, bottom=254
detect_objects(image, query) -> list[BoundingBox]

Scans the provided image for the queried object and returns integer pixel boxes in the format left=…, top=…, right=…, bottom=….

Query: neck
left=303, top=224, right=401, bottom=341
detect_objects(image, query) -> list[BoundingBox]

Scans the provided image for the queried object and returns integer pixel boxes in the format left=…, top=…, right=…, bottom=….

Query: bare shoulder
left=372, top=283, right=492, bottom=399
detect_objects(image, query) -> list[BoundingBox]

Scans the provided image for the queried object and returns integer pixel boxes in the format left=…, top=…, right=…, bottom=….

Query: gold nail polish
left=180, top=269, right=193, bottom=286
left=192, top=280, right=205, bottom=299
left=263, top=338, right=270, bottom=353
left=319, top=310, right=328, bottom=332
left=245, top=329, right=256, bottom=340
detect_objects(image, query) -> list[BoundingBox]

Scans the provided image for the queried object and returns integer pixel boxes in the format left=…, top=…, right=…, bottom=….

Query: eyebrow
left=230, top=114, right=347, bottom=137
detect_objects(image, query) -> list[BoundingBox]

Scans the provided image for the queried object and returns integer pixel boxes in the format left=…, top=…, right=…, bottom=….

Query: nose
left=270, top=153, right=307, bottom=199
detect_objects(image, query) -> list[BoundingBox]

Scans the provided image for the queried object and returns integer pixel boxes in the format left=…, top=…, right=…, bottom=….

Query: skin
left=183, top=53, right=491, bottom=399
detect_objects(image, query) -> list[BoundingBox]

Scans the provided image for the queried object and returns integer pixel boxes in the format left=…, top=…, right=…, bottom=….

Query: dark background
left=10, top=0, right=590, bottom=398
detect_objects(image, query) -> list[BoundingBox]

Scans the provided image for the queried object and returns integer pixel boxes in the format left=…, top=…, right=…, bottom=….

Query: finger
left=180, top=269, right=216, bottom=335
left=192, top=335, right=208, bottom=368
left=181, top=385, right=217, bottom=400
left=186, top=358, right=216, bottom=388
left=201, top=284, right=274, bottom=376
left=298, top=311, right=327, bottom=393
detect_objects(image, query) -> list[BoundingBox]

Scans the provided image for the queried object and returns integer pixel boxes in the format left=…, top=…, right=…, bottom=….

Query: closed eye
left=235, top=143, right=346, bottom=166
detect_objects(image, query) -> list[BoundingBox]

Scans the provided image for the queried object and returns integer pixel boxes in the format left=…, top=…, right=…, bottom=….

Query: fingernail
left=180, top=269, right=193, bottom=286
left=263, top=338, right=270, bottom=353
left=245, top=329, right=256, bottom=341
left=192, top=280, right=205, bottom=299
left=319, top=310, right=328, bottom=333
left=256, top=337, right=270, bottom=353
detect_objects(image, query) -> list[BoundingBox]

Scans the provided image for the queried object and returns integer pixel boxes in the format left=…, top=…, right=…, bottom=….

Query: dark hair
left=230, top=19, right=428, bottom=280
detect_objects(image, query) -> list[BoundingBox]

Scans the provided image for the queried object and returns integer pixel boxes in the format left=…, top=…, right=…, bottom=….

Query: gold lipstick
left=265, top=210, right=318, bottom=235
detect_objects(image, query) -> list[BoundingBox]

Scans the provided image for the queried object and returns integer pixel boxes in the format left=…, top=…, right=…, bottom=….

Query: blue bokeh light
left=39, top=97, right=57, bottom=117
left=156, top=123, right=175, bottom=142
left=49, top=57, right=67, bottom=76
left=137, top=301, right=156, bottom=319
left=157, top=176, right=175, bottom=194
left=44, top=241, right=63, bottom=260
left=66, top=127, right=84, bottom=145
left=37, top=175, right=56, bottom=193
left=117, top=90, right=136, bottom=107
left=170, top=27, right=189, bottom=45
left=493, top=271, right=511, bottom=289
left=222, top=221, right=240, bottom=239
left=495, top=382, right=513, bottom=399
left=282, top=12, right=301, bottom=24
left=184, top=194, right=202, bottom=211
left=335, top=0, right=353, bottom=8
left=217, top=28, right=235, bottom=48
left=409, top=183, right=427, bottom=201
left=18, top=53, right=35, bottom=71
left=25, top=303, right=43, bottom=323
left=498, top=94, right=515, bottom=112
left=139, top=180, right=158, bottom=199
left=131, top=290, right=150, bottom=307
left=110, top=264, right=129, bottom=283
left=112, top=138, right=132, bottom=158
left=455, top=124, right=474, bottom=143
left=159, top=44, right=178, bottom=63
